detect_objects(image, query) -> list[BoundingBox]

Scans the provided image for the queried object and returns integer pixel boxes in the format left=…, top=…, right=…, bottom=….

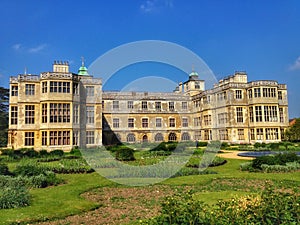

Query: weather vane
left=81, top=56, right=85, bottom=66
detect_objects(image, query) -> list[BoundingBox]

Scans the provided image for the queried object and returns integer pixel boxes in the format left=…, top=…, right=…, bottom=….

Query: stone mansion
left=7, top=61, right=289, bottom=151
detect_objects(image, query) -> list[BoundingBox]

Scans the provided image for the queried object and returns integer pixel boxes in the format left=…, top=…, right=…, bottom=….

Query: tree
left=285, top=118, right=300, bottom=142
left=0, top=87, right=9, bottom=147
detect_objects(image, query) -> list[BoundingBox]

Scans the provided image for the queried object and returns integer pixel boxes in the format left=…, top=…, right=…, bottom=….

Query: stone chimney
left=53, top=60, right=69, bottom=73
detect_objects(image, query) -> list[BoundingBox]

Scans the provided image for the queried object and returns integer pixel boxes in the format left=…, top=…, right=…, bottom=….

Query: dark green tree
left=0, top=87, right=9, bottom=147
left=285, top=118, right=300, bottom=142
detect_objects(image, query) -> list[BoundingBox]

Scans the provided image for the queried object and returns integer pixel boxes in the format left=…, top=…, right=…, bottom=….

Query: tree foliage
left=0, top=87, right=9, bottom=147
left=285, top=118, right=300, bottom=142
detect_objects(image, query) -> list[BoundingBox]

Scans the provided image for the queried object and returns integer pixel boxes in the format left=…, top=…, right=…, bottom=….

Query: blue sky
left=1, top=0, right=300, bottom=118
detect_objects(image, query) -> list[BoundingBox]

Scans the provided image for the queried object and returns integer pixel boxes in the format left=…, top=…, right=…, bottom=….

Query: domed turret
left=189, top=71, right=199, bottom=80
left=78, top=57, right=89, bottom=76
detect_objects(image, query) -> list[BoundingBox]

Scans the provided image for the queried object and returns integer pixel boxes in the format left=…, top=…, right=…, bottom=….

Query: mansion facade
left=7, top=61, right=289, bottom=151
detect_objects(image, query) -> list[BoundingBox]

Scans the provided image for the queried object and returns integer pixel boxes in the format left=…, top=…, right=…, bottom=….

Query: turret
left=78, top=57, right=89, bottom=76
left=53, top=60, right=69, bottom=73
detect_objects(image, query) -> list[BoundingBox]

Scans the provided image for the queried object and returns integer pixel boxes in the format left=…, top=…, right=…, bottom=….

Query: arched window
left=142, top=135, right=148, bottom=142
left=181, top=132, right=190, bottom=141
left=126, top=133, right=136, bottom=143
left=168, top=132, right=177, bottom=141
left=154, top=133, right=164, bottom=142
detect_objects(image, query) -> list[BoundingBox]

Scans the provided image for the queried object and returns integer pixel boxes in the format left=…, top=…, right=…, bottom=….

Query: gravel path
left=217, top=150, right=255, bottom=160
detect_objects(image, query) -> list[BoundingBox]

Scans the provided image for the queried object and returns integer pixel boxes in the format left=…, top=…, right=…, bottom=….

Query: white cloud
left=140, top=0, right=156, bottom=13
left=28, top=44, right=47, bottom=53
left=12, top=43, right=22, bottom=51
left=12, top=43, right=47, bottom=53
left=140, top=0, right=173, bottom=13
left=289, top=56, right=300, bottom=71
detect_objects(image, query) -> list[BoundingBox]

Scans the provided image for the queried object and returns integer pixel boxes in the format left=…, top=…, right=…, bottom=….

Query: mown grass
left=0, top=173, right=116, bottom=224
left=194, top=190, right=251, bottom=205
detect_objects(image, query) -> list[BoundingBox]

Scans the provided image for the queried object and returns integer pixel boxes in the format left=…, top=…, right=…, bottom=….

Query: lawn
left=0, top=173, right=116, bottom=224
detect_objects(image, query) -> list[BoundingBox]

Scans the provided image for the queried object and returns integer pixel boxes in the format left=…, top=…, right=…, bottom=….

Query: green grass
left=0, top=173, right=116, bottom=224
left=164, top=158, right=300, bottom=186
left=194, top=190, right=251, bottom=205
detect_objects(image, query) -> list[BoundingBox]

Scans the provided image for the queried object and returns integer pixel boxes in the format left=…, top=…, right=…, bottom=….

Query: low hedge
left=252, top=152, right=299, bottom=170
left=240, top=152, right=300, bottom=172
left=0, top=148, right=65, bottom=160
left=186, top=156, right=227, bottom=168
left=171, top=167, right=217, bottom=178
left=261, top=162, right=300, bottom=173
left=0, top=163, right=11, bottom=175
left=13, top=160, right=62, bottom=187
left=41, top=159, right=94, bottom=174
left=115, top=148, right=135, bottom=161
left=0, top=176, right=30, bottom=209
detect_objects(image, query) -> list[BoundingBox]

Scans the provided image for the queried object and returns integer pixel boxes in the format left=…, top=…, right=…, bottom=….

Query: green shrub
left=49, top=149, right=64, bottom=157
left=0, top=185, right=30, bottom=209
left=0, top=176, right=30, bottom=209
left=209, top=156, right=227, bottom=167
left=146, top=151, right=171, bottom=157
left=115, top=148, right=135, bottom=161
left=261, top=162, right=300, bottom=173
left=197, top=141, right=208, bottom=147
left=167, top=142, right=178, bottom=151
left=252, top=152, right=299, bottom=170
left=37, top=156, right=61, bottom=162
left=39, top=149, right=49, bottom=157
left=278, top=152, right=299, bottom=163
left=106, top=144, right=130, bottom=152
left=63, top=155, right=80, bottom=159
left=27, top=171, right=61, bottom=188
left=254, top=142, right=261, bottom=148
left=254, top=142, right=267, bottom=149
left=14, top=161, right=46, bottom=177
left=42, top=159, right=94, bottom=174
left=1, top=149, right=22, bottom=159
left=193, top=148, right=204, bottom=155
left=22, top=149, right=39, bottom=158
left=225, top=147, right=239, bottom=151
left=151, top=142, right=168, bottom=152
left=69, top=147, right=82, bottom=156
left=172, top=167, right=217, bottom=177
left=145, top=191, right=208, bottom=224
left=268, top=142, right=280, bottom=150
left=280, top=141, right=293, bottom=150
left=186, top=157, right=200, bottom=168
left=13, top=160, right=62, bottom=187
left=145, top=188, right=300, bottom=225
left=150, top=142, right=184, bottom=152
left=252, top=155, right=277, bottom=169
left=0, top=149, right=14, bottom=156
left=0, top=163, right=11, bottom=175
left=221, top=142, right=229, bottom=149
